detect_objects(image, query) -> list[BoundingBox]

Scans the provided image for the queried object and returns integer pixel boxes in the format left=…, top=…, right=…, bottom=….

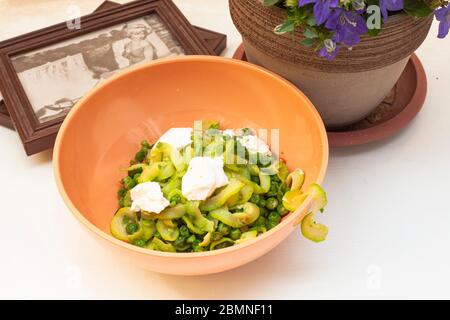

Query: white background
left=0, top=0, right=449, bottom=299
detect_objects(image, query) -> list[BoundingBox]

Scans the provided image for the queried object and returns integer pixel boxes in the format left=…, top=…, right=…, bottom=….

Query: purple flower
left=435, top=6, right=450, bottom=39
left=325, top=8, right=368, bottom=47
left=379, top=0, right=404, bottom=22
left=298, top=0, right=339, bottom=25
left=318, top=38, right=340, bottom=61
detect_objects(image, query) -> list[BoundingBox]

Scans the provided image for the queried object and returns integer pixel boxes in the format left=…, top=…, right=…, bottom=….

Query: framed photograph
left=0, top=0, right=226, bottom=132
left=0, top=0, right=214, bottom=155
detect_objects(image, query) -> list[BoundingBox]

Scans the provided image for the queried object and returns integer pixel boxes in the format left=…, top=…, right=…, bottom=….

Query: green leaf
left=306, top=16, right=317, bottom=27
left=263, top=0, right=282, bottom=6
left=403, top=0, right=433, bottom=18
left=303, top=27, right=318, bottom=39
left=274, top=20, right=295, bottom=35
left=300, top=38, right=316, bottom=47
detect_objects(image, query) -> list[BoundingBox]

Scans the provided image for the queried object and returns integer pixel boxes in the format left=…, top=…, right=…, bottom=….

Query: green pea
left=179, top=225, right=190, bottom=237
left=250, top=194, right=260, bottom=204
left=267, top=183, right=279, bottom=197
left=268, top=211, right=281, bottom=225
left=277, top=203, right=289, bottom=216
left=169, top=194, right=182, bottom=207
left=126, top=222, right=139, bottom=235
left=266, top=190, right=276, bottom=197
left=258, top=198, right=266, bottom=208
left=118, top=198, right=126, bottom=208
left=266, top=220, right=278, bottom=230
left=174, top=236, right=186, bottom=247
left=260, top=207, right=269, bottom=218
left=118, top=188, right=127, bottom=198
left=133, top=239, right=147, bottom=247
left=229, top=228, right=241, bottom=240
left=133, top=173, right=141, bottom=183
left=254, top=216, right=266, bottom=227
left=251, top=217, right=267, bottom=233
left=134, top=149, right=147, bottom=163
left=265, top=197, right=278, bottom=210
left=186, top=234, right=197, bottom=244
left=122, top=176, right=136, bottom=190
left=217, top=222, right=230, bottom=236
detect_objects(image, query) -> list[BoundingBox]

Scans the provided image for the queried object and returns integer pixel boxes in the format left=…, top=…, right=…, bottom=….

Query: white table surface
left=0, top=0, right=449, bottom=300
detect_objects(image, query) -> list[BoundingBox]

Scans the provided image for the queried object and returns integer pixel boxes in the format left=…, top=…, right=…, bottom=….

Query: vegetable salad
left=111, top=120, right=328, bottom=252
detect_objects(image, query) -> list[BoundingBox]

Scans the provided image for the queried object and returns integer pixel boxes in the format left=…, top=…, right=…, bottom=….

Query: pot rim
left=230, top=0, right=433, bottom=72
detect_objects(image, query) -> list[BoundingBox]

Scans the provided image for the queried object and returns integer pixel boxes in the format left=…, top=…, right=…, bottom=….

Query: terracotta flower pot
left=229, top=0, right=433, bottom=128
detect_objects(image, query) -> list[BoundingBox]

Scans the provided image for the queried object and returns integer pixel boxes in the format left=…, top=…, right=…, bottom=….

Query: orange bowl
left=53, top=56, right=328, bottom=275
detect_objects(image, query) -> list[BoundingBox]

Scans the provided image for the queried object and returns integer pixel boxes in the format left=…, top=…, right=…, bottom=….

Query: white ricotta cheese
left=181, top=157, right=229, bottom=201
left=130, top=182, right=170, bottom=213
left=156, top=127, right=192, bottom=150
left=238, top=135, right=271, bottom=155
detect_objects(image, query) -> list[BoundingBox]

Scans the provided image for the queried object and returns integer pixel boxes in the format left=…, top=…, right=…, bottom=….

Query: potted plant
left=230, top=0, right=447, bottom=128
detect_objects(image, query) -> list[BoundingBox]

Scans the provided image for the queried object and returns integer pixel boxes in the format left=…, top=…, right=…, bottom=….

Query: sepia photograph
left=11, top=14, right=185, bottom=124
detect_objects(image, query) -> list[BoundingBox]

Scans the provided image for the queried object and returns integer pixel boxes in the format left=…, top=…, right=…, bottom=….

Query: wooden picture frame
left=0, top=0, right=227, bottom=132
left=0, top=0, right=215, bottom=155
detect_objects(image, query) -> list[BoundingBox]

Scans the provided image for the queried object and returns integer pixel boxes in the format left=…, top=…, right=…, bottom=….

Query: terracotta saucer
left=233, top=44, right=427, bottom=147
